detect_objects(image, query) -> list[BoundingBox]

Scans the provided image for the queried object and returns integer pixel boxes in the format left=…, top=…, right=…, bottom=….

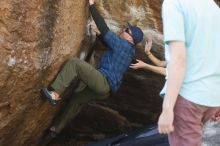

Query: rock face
left=0, top=0, right=88, bottom=146
left=0, top=0, right=165, bottom=146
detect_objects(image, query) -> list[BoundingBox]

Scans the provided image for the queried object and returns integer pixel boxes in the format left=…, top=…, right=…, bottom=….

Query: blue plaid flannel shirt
left=97, top=31, right=135, bottom=93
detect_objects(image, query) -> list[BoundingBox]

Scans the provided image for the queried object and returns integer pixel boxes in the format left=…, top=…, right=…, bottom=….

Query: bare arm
left=147, top=52, right=167, bottom=67
left=158, top=41, right=186, bottom=134
left=143, top=64, right=166, bottom=76
left=130, top=59, right=166, bottom=76
left=145, top=39, right=166, bottom=67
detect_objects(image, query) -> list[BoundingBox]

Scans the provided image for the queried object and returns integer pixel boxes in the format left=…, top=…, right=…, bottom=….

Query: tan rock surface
left=0, top=0, right=88, bottom=145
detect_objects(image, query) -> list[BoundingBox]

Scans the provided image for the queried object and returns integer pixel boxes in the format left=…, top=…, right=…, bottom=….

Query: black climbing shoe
left=40, top=88, right=61, bottom=105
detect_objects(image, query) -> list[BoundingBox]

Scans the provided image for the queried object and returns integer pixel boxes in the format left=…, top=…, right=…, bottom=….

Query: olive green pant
left=51, top=57, right=110, bottom=133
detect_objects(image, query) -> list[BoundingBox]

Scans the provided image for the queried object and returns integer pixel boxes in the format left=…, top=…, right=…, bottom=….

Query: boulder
left=0, top=0, right=168, bottom=145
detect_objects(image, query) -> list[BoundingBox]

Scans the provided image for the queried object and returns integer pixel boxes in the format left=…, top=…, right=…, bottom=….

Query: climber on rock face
left=41, top=0, right=143, bottom=104
left=40, top=0, right=143, bottom=134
